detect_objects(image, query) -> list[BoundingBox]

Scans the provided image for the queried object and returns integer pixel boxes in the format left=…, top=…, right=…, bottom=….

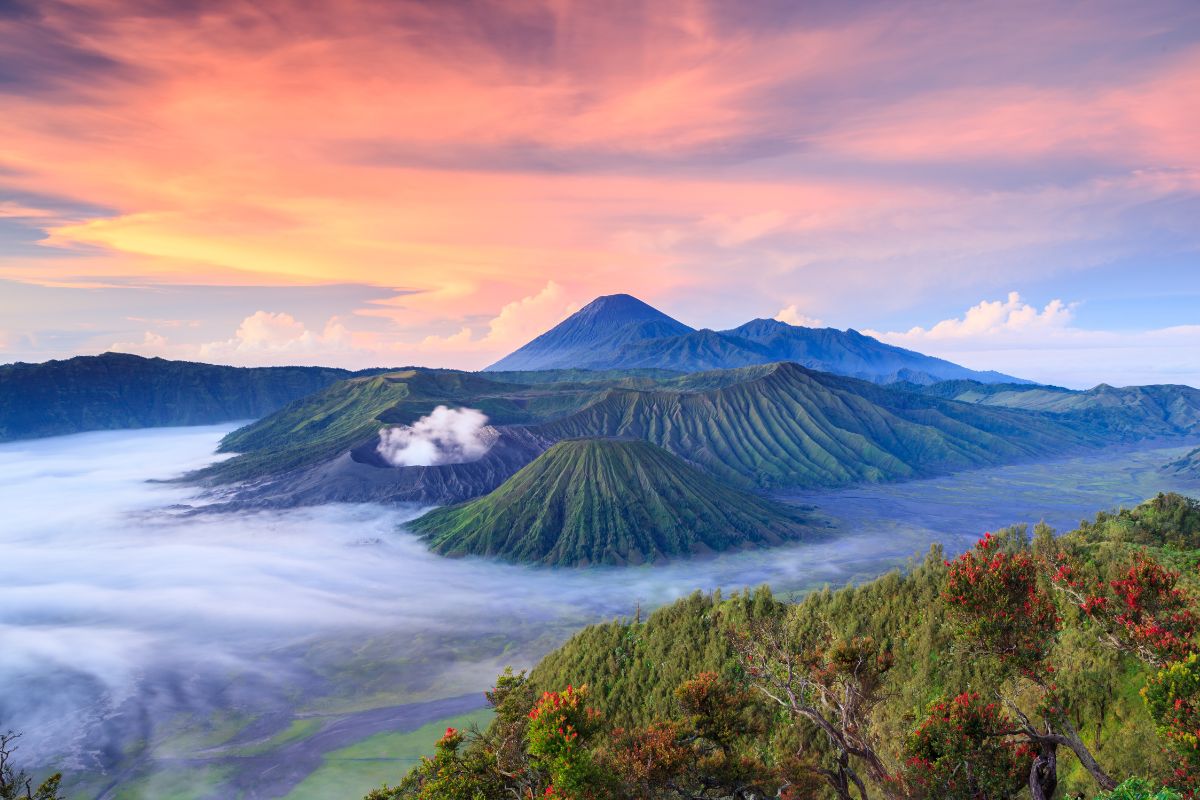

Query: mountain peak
left=486, top=291, right=1028, bottom=385
left=571, top=294, right=679, bottom=326
left=485, top=294, right=692, bottom=372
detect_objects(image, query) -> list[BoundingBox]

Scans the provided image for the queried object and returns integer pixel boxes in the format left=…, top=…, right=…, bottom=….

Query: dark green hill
left=410, top=438, right=811, bottom=566
left=538, top=362, right=1096, bottom=490
left=0, top=352, right=357, bottom=442
left=198, top=368, right=618, bottom=482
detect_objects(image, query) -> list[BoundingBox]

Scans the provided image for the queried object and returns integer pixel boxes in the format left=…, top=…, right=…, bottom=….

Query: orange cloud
left=1, top=0, right=1198, bottom=360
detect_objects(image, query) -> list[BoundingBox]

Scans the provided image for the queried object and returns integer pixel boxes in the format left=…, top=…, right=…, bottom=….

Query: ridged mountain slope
left=916, top=380, right=1200, bottom=439
left=410, top=438, right=810, bottom=566
left=1165, top=447, right=1200, bottom=477
left=199, top=369, right=610, bottom=482
left=537, top=363, right=1095, bottom=489
left=0, top=352, right=356, bottom=442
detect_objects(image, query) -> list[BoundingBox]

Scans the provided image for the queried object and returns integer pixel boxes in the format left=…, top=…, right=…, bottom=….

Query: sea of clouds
left=2, top=424, right=1195, bottom=782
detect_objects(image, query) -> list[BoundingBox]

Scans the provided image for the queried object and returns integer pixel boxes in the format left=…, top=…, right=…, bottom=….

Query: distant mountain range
left=0, top=352, right=365, bottom=442
left=486, top=293, right=1027, bottom=385
left=1166, top=447, right=1200, bottom=477
left=197, top=360, right=1200, bottom=564
left=914, top=379, right=1200, bottom=438
left=198, top=361, right=1162, bottom=505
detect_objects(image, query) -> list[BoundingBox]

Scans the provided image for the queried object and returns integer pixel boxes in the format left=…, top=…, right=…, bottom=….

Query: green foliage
left=944, top=530, right=1060, bottom=673
left=526, top=686, right=608, bottom=797
left=1093, top=777, right=1183, bottom=800
left=412, top=438, right=811, bottom=566
left=0, top=732, right=63, bottom=800
left=1142, top=654, right=1200, bottom=792
left=902, top=693, right=1028, bottom=800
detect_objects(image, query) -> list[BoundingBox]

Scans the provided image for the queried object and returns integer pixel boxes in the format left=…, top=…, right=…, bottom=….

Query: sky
left=1, top=0, right=1198, bottom=387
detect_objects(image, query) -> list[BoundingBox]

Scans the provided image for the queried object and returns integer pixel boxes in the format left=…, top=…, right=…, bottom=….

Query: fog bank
left=1, top=426, right=1196, bottom=796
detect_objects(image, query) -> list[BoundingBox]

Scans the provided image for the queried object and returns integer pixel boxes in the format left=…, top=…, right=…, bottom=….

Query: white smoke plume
left=376, top=405, right=492, bottom=466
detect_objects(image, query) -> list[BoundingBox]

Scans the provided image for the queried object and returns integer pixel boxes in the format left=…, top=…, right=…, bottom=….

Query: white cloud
left=775, top=305, right=824, bottom=328
left=402, top=281, right=579, bottom=362
left=869, top=292, right=1200, bottom=389
left=376, top=405, right=492, bottom=467
left=106, top=283, right=581, bottom=370
left=881, top=292, right=1074, bottom=342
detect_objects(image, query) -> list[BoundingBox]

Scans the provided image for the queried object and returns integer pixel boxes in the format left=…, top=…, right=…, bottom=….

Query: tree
left=1055, top=551, right=1199, bottom=667
left=734, top=610, right=895, bottom=800
left=1142, top=653, right=1200, bottom=795
left=944, top=532, right=1116, bottom=798
left=0, top=732, right=62, bottom=800
left=525, top=685, right=608, bottom=798
left=901, top=692, right=1029, bottom=800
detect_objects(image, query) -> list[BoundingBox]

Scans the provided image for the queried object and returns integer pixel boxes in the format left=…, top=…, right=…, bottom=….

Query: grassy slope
left=919, top=380, right=1200, bottom=438
left=0, top=352, right=355, bottom=442
left=527, top=493, right=1200, bottom=796
left=411, top=438, right=811, bottom=566
left=198, top=362, right=1193, bottom=491
left=198, top=370, right=611, bottom=482
left=284, top=709, right=494, bottom=800
left=539, top=362, right=1095, bottom=489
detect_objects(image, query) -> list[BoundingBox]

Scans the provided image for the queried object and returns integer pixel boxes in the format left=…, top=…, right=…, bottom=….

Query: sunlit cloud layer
left=0, top=0, right=1198, bottom=380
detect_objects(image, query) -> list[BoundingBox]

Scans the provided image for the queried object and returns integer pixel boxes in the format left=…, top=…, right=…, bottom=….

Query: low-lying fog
left=2, top=425, right=1197, bottom=797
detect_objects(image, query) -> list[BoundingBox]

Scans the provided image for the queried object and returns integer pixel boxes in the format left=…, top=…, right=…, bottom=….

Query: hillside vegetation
left=540, top=362, right=1097, bottom=489
left=377, top=493, right=1200, bottom=800
left=917, top=380, right=1200, bottom=439
left=206, top=362, right=1112, bottom=492
left=0, top=352, right=356, bottom=442
left=411, top=438, right=812, bottom=566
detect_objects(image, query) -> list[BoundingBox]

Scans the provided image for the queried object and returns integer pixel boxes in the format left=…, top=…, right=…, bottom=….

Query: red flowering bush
left=1142, top=653, right=1200, bottom=794
left=1057, top=553, right=1199, bottom=666
left=944, top=532, right=1059, bottom=673
left=525, top=685, right=607, bottom=799
left=903, top=692, right=1030, bottom=800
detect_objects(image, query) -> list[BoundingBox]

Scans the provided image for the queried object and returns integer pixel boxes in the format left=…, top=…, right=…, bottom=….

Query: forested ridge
left=0, top=352, right=361, bottom=442
left=373, top=493, right=1200, bottom=800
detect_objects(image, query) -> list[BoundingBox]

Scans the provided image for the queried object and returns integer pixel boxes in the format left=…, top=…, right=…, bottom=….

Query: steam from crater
left=376, top=405, right=492, bottom=466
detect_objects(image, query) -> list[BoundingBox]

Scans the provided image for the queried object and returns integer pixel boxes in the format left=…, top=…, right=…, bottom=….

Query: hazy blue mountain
left=1165, top=447, right=1200, bottom=477
left=0, top=352, right=363, bottom=442
left=485, top=294, right=1026, bottom=384
left=914, top=379, right=1200, bottom=438
left=485, top=294, right=693, bottom=371
left=718, top=319, right=1026, bottom=384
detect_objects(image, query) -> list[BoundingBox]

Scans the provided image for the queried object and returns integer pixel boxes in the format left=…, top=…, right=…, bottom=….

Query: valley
left=3, top=425, right=1197, bottom=799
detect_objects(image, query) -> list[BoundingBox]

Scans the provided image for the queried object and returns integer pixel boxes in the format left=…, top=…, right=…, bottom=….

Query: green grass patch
left=110, top=765, right=233, bottom=800
left=282, top=708, right=494, bottom=800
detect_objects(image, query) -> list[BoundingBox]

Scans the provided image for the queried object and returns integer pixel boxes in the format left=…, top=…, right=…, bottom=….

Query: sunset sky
left=2, top=0, right=1198, bottom=387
